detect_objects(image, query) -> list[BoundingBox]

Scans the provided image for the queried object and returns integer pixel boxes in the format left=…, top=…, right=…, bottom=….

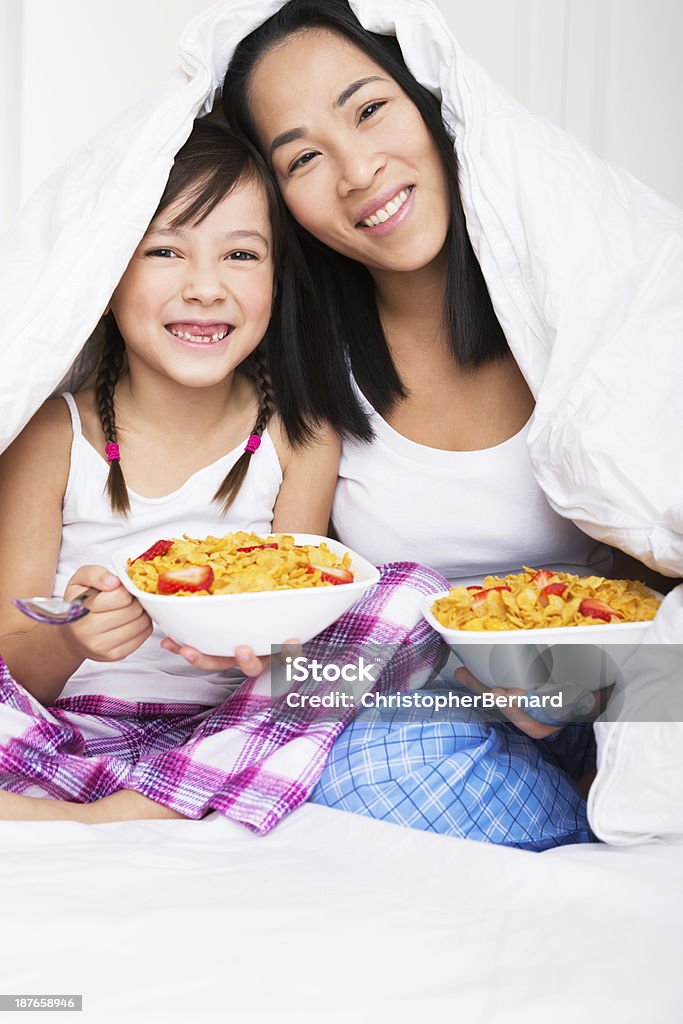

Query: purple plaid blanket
left=0, top=563, right=447, bottom=833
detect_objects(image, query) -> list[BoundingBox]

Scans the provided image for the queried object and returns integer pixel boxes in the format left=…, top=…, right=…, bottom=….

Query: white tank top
left=55, top=393, right=282, bottom=705
left=332, top=388, right=611, bottom=585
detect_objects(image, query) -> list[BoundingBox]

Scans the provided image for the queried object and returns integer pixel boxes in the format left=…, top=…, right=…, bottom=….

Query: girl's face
left=110, top=178, right=274, bottom=390
left=247, top=29, right=451, bottom=278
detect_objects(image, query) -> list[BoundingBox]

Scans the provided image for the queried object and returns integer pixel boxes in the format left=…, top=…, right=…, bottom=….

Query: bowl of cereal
left=111, top=530, right=379, bottom=656
left=420, top=568, right=662, bottom=694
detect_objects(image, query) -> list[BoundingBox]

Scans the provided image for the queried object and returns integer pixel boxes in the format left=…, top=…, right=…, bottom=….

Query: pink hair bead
left=105, top=443, right=121, bottom=463
left=244, top=434, right=261, bottom=454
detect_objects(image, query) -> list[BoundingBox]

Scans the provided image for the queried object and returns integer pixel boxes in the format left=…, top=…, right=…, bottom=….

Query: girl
left=0, top=119, right=348, bottom=823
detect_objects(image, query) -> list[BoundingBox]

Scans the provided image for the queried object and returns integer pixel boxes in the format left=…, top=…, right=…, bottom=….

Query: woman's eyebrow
left=268, top=75, right=388, bottom=162
left=334, top=75, right=386, bottom=108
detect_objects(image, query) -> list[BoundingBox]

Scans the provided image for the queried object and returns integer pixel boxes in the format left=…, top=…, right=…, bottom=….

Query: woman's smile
left=355, top=184, right=416, bottom=234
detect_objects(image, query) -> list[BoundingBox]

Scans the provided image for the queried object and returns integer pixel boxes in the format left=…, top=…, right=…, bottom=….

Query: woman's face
left=247, top=29, right=451, bottom=277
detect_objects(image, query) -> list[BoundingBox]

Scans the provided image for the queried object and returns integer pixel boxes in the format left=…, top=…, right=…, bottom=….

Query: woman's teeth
left=168, top=326, right=230, bottom=343
left=360, top=188, right=412, bottom=227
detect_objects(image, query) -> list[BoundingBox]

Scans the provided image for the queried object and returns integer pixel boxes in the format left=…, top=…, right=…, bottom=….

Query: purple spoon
left=12, top=587, right=99, bottom=625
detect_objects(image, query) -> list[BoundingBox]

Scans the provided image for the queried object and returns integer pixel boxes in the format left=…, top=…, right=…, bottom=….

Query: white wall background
left=1, top=0, right=682, bottom=232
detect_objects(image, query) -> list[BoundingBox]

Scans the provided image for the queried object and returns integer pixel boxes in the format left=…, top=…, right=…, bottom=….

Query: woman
left=212, top=0, right=626, bottom=849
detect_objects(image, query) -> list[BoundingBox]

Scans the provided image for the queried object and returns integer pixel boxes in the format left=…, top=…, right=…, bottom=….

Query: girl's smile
left=165, top=321, right=234, bottom=346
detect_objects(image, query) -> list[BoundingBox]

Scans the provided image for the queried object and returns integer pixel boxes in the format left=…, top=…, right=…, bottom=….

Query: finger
left=73, top=600, right=150, bottom=634
left=273, top=638, right=302, bottom=669
left=85, top=616, right=154, bottom=661
left=164, top=642, right=241, bottom=673
left=65, top=566, right=121, bottom=600
left=105, top=621, right=155, bottom=661
left=234, top=646, right=266, bottom=677
left=453, top=666, right=488, bottom=696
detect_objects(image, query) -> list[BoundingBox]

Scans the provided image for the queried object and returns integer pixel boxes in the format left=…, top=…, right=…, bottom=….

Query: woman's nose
left=337, top=146, right=385, bottom=197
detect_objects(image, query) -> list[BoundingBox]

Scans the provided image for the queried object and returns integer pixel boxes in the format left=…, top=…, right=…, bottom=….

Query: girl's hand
left=161, top=638, right=301, bottom=678
left=454, top=666, right=564, bottom=740
left=62, top=565, right=153, bottom=663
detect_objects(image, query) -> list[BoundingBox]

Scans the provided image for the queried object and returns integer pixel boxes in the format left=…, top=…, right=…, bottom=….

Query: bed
left=2, top=804, right=681, bottom=1022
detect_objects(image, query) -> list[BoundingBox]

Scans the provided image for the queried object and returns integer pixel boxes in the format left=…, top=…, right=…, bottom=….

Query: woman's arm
left=270, top=418, right=341, bottom=534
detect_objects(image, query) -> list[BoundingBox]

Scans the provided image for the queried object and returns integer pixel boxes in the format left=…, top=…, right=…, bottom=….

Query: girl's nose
left=182, top=266, right=227, bottom=304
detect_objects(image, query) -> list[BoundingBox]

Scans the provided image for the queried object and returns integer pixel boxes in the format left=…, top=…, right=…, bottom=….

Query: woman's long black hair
left=222, top=0, right=509, bottom=444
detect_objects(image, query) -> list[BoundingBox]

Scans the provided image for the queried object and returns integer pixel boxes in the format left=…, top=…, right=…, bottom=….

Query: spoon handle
left=73, top=587, right=100, bottom=605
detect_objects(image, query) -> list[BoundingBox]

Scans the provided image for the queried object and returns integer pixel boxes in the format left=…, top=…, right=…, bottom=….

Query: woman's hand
left=160, top=638, right=301, bottom=678
left=62, top=565, right=153, bottom=663
left=454, top=666, right=564, bottom=740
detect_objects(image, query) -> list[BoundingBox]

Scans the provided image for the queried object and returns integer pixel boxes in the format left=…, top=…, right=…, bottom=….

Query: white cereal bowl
left=111, top=531, right=379, bottom=657
left=420, top=590, right=661, bottom=692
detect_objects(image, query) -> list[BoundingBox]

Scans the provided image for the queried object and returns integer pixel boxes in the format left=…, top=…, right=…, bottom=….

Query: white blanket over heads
left=1, top=0, right=681, bottom=575
left=0, top=0, right=681, bottom=843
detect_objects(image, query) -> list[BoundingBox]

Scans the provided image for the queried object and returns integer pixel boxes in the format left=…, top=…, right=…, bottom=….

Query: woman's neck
left=371, top=251, right=449, bottom=357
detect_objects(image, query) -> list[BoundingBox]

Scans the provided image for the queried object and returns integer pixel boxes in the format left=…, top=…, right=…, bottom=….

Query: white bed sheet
left=1, top=805, right=680, bottom=1024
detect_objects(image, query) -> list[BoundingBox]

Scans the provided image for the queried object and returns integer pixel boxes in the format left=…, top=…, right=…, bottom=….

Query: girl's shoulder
left=0, top=395, right=72, bottom=502
left=5, top=396, right=72, bottom=457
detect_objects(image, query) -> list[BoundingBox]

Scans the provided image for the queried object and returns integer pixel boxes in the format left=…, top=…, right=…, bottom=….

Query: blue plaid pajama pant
left=310, top=684, right=595, bottom=852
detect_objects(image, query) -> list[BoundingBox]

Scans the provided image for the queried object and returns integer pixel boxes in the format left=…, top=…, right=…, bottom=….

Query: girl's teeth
left=169, top=327, right=228, bottom=343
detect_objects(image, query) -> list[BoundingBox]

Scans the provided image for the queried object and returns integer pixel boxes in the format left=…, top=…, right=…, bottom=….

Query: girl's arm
left=0, top=401, right=79, bottom=702
left=270, top=418, right=341, bottom=534
left=0, top=401, right=151, bottom=704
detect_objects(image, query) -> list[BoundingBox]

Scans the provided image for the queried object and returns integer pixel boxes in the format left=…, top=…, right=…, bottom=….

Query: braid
left=214, top=347, right=274, bottom=514
left=95, top=315, right=130, bottom=515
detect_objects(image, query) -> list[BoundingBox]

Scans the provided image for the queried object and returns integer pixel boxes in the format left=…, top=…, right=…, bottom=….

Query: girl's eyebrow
left=144, top=227, right=269, bottom=248
left=268, top=75, right=388, bottom=162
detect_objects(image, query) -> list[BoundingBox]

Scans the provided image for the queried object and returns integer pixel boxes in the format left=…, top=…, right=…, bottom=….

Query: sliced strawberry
left=236, top=543, right=279, bottom=554
left=157, top=566, right=214, bottom=595
left=133, top=539, right=174, bottom=563
left=531, top=569, right=554, bottom=589
left=538, top=582, right=568, bottom=607
left=579, top=598, right=623, bottom=623
left=308, top=564, right=354, bottom=586
left=471, top=585, right=511, bottom=608
left=466, top=585, right=482, bottom=592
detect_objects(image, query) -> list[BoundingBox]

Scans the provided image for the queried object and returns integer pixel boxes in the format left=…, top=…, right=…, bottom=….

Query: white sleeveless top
left=332, top=389, right=611, bottom=586
left=55, top=393, right=283, bottom=705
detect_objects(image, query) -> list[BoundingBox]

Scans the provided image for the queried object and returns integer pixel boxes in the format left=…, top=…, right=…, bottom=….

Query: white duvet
left=0, top=0, right=681, bottom=847
left=1, top=805, right=681, bottom=1023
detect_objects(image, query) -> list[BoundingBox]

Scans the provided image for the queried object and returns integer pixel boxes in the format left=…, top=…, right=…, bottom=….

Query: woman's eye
left=227, top=251, right=257, bottom=261
left=289, top=151, right=318, bottom=173
left=359, top=101, right=386, bottom=123
left=147, top=248, right=177, bottom=258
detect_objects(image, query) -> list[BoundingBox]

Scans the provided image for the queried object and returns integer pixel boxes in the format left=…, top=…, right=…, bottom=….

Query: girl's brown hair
left=95, top=118, right=284, bottom=516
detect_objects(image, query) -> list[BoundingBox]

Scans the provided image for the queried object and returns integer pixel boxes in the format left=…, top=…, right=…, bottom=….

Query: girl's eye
left=359, top=101, right=386, bottom=123
left=147, top=248, right=177, bottom=258
left=227, top=251, right=257, bottom=261
left=289, top=151, right=318, bottom=174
